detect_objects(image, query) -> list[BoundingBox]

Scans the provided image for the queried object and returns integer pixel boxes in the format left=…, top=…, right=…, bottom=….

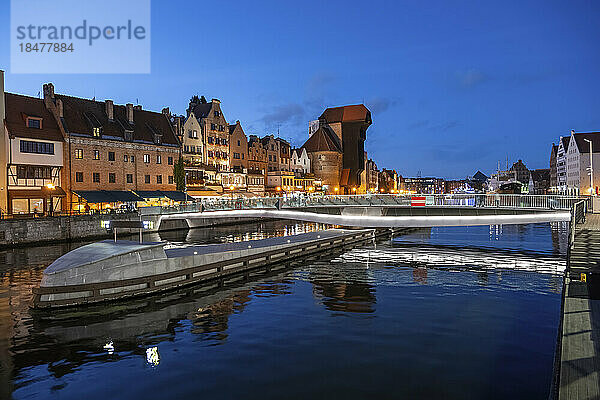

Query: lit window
left=93, top=150, right=100, bottom=160
left=75, top=149, right=83, bottom=159
left=144, top=154, right=150, bottom=163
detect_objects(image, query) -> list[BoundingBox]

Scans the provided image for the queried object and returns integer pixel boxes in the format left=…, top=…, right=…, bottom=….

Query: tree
left=173, top=157, right=186, bottom=191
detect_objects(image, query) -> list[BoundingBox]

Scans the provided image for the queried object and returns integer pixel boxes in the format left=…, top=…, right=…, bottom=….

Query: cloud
left=458, top=69, right=487, bottom=88
left=259, top=103, right=306, bottom=129
left=306, top=72, right=336, bottom=97
left=366, top=96, right=400, bottom=114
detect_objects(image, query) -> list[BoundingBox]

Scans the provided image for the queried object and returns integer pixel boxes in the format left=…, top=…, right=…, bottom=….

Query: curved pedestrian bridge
left=154, top=194, right=584, bottom=229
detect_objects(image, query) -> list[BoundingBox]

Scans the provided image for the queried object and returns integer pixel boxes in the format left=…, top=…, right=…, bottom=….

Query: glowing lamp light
left=352, top=187, right=357, bottom=192
left=46, top=183, right=55, bottom=190
left=334, top=187, right=339, bottom=192
left=229, top=185, right=235, bottom=191
left=276, top=186, right=281, bottom=191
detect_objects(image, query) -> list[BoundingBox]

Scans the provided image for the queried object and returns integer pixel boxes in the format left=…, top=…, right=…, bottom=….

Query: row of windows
left=184, top=145, right=201, bottom=154
left=75, top=172, right=174, bottom=185
left=232, top=152, right=245, bottom=160
left=207, top=137, right=228, bottom=145
left=16, top=165, right=53, bottom=179
left=268, top=154, right=277, bottom=162
left=208, top=151, right=228, bottom=159
left=210, top=123, right=225, bottom=132
left=74, top=149, right=173, bottom=165
left=20, top=140, right=54, bottom=155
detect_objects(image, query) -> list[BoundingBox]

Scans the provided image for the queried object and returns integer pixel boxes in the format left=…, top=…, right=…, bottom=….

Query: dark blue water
left=0, top=221, right=566, bottom=399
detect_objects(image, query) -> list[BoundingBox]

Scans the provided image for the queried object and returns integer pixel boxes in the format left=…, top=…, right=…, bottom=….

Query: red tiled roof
left=4, top=93, right=64, bottom=141
left=319, top=104, right=371, bottom=123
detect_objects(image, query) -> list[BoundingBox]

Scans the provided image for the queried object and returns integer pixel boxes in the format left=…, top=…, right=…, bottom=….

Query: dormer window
left=124, top=130, right=133, bottom=141
left=154, top=134, right=162, bottom=145
left=26, top=117, right=42, bottom=129
left=93, top=127, right=102, bottom=137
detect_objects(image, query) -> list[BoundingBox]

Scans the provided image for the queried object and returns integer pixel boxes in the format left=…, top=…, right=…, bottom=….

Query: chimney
left=126, top=103, right=134, bottom=123
left=236, top=120, right=240, bottom=125
left=162, top=107, right=169, bottom=115
left=211, top=98, right=220, bottom=104
left=134, top=105, right=142, bottom=111
left=43, top=83, right=55, bottom=101
left=56, top=98, right=63, bottom=118
left=105, top=100, right=114, bottom=120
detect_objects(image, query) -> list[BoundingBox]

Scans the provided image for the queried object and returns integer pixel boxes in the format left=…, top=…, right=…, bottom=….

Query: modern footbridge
left=145, top=194, right=587, bottom=229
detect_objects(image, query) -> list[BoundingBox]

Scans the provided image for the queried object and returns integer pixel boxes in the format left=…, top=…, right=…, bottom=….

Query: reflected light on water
left=146, top=347, right=160, bottom=366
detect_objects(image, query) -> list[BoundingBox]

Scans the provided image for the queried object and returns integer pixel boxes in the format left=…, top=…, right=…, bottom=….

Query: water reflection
left=0, top=221, right=569, bottom=399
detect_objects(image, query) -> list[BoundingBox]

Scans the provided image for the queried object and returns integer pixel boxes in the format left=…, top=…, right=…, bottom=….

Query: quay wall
left=0, top=213, right=263, bottom=248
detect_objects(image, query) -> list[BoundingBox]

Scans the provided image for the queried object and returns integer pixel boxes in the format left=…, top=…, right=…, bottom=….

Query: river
left=0, top=221, right=568, bottom=399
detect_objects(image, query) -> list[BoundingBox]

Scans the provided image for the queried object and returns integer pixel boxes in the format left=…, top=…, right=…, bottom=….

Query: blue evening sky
left=0, top=0, right=598, bottom=179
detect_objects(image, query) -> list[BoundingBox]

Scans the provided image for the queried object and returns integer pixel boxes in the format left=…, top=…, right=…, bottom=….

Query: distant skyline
left=1, top=0, right=599, bottom=179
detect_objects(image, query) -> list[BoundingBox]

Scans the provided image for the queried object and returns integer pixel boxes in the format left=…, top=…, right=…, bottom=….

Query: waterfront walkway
left=558, top=214, right=600, bottom=400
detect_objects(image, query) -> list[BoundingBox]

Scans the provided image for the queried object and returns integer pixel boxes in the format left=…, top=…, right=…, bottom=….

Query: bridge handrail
left=138, top=194, right=591, bottom=216
left=569, top=200, right=587, bottom=248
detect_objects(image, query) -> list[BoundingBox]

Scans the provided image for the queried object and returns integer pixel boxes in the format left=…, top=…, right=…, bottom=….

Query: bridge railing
left=282, top=194, right=589, bottom=211
left=139, top=194, right=590, bottom=216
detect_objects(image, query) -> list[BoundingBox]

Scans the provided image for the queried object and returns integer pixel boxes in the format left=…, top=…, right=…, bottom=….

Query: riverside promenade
left=558, top=214, right=600, bottom=399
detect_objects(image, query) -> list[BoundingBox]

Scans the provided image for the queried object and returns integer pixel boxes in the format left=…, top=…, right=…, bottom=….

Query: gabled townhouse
left=228, top=121, right=248, bottom=173
left=556, top=135, right=570, bottom=193
left=181, top=111, right=204, bottom=166
left=290, top=147, right=310, bottom=176
left=247, top=135, right=266, bottom=196
left=0, top=72, right=66, bottom=215
left=187, top=97, right=229, bottom=172
left=565, top=130, right=600, bottom=195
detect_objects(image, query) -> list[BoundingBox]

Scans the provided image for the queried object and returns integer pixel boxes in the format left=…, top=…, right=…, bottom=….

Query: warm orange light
left=352, top=187, right=357, bottom=192
left=46, top=183, right=55, bottom=190
left=276, top=186, right=281, bottom=191
left=334, top=187, right=339, bottom=192
left=229, top=185, right=235, bottom=191
left=380, top=189, right=385, bottom=193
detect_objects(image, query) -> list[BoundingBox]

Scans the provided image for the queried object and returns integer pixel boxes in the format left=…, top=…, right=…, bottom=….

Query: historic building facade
left=181, top=112, right=204, bottom=166
left=228, top=120, right=248, bottom=173
left=302, top=125, right=343, bottom=193
left=43, top=83, right=180, bottom=211
left=1, top=79, right=66, bottom=214
left=187, top=98, right=229, bottom=172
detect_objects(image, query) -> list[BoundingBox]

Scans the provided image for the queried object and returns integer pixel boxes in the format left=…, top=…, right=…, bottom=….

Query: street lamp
left=46, top=183, right=55, bottom=216
left=584, top=138, right=594, bottom=196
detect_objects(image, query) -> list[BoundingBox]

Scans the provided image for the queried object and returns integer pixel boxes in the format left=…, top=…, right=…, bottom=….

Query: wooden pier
left=556, top=214, right=600, bottom=399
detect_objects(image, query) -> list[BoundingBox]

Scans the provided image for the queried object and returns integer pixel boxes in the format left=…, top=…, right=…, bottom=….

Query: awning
left=133, top=190, right=165, bottom=199
left=73, top=190, right=144, bottom=203
left=160, top=191, right=189, bottom=201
